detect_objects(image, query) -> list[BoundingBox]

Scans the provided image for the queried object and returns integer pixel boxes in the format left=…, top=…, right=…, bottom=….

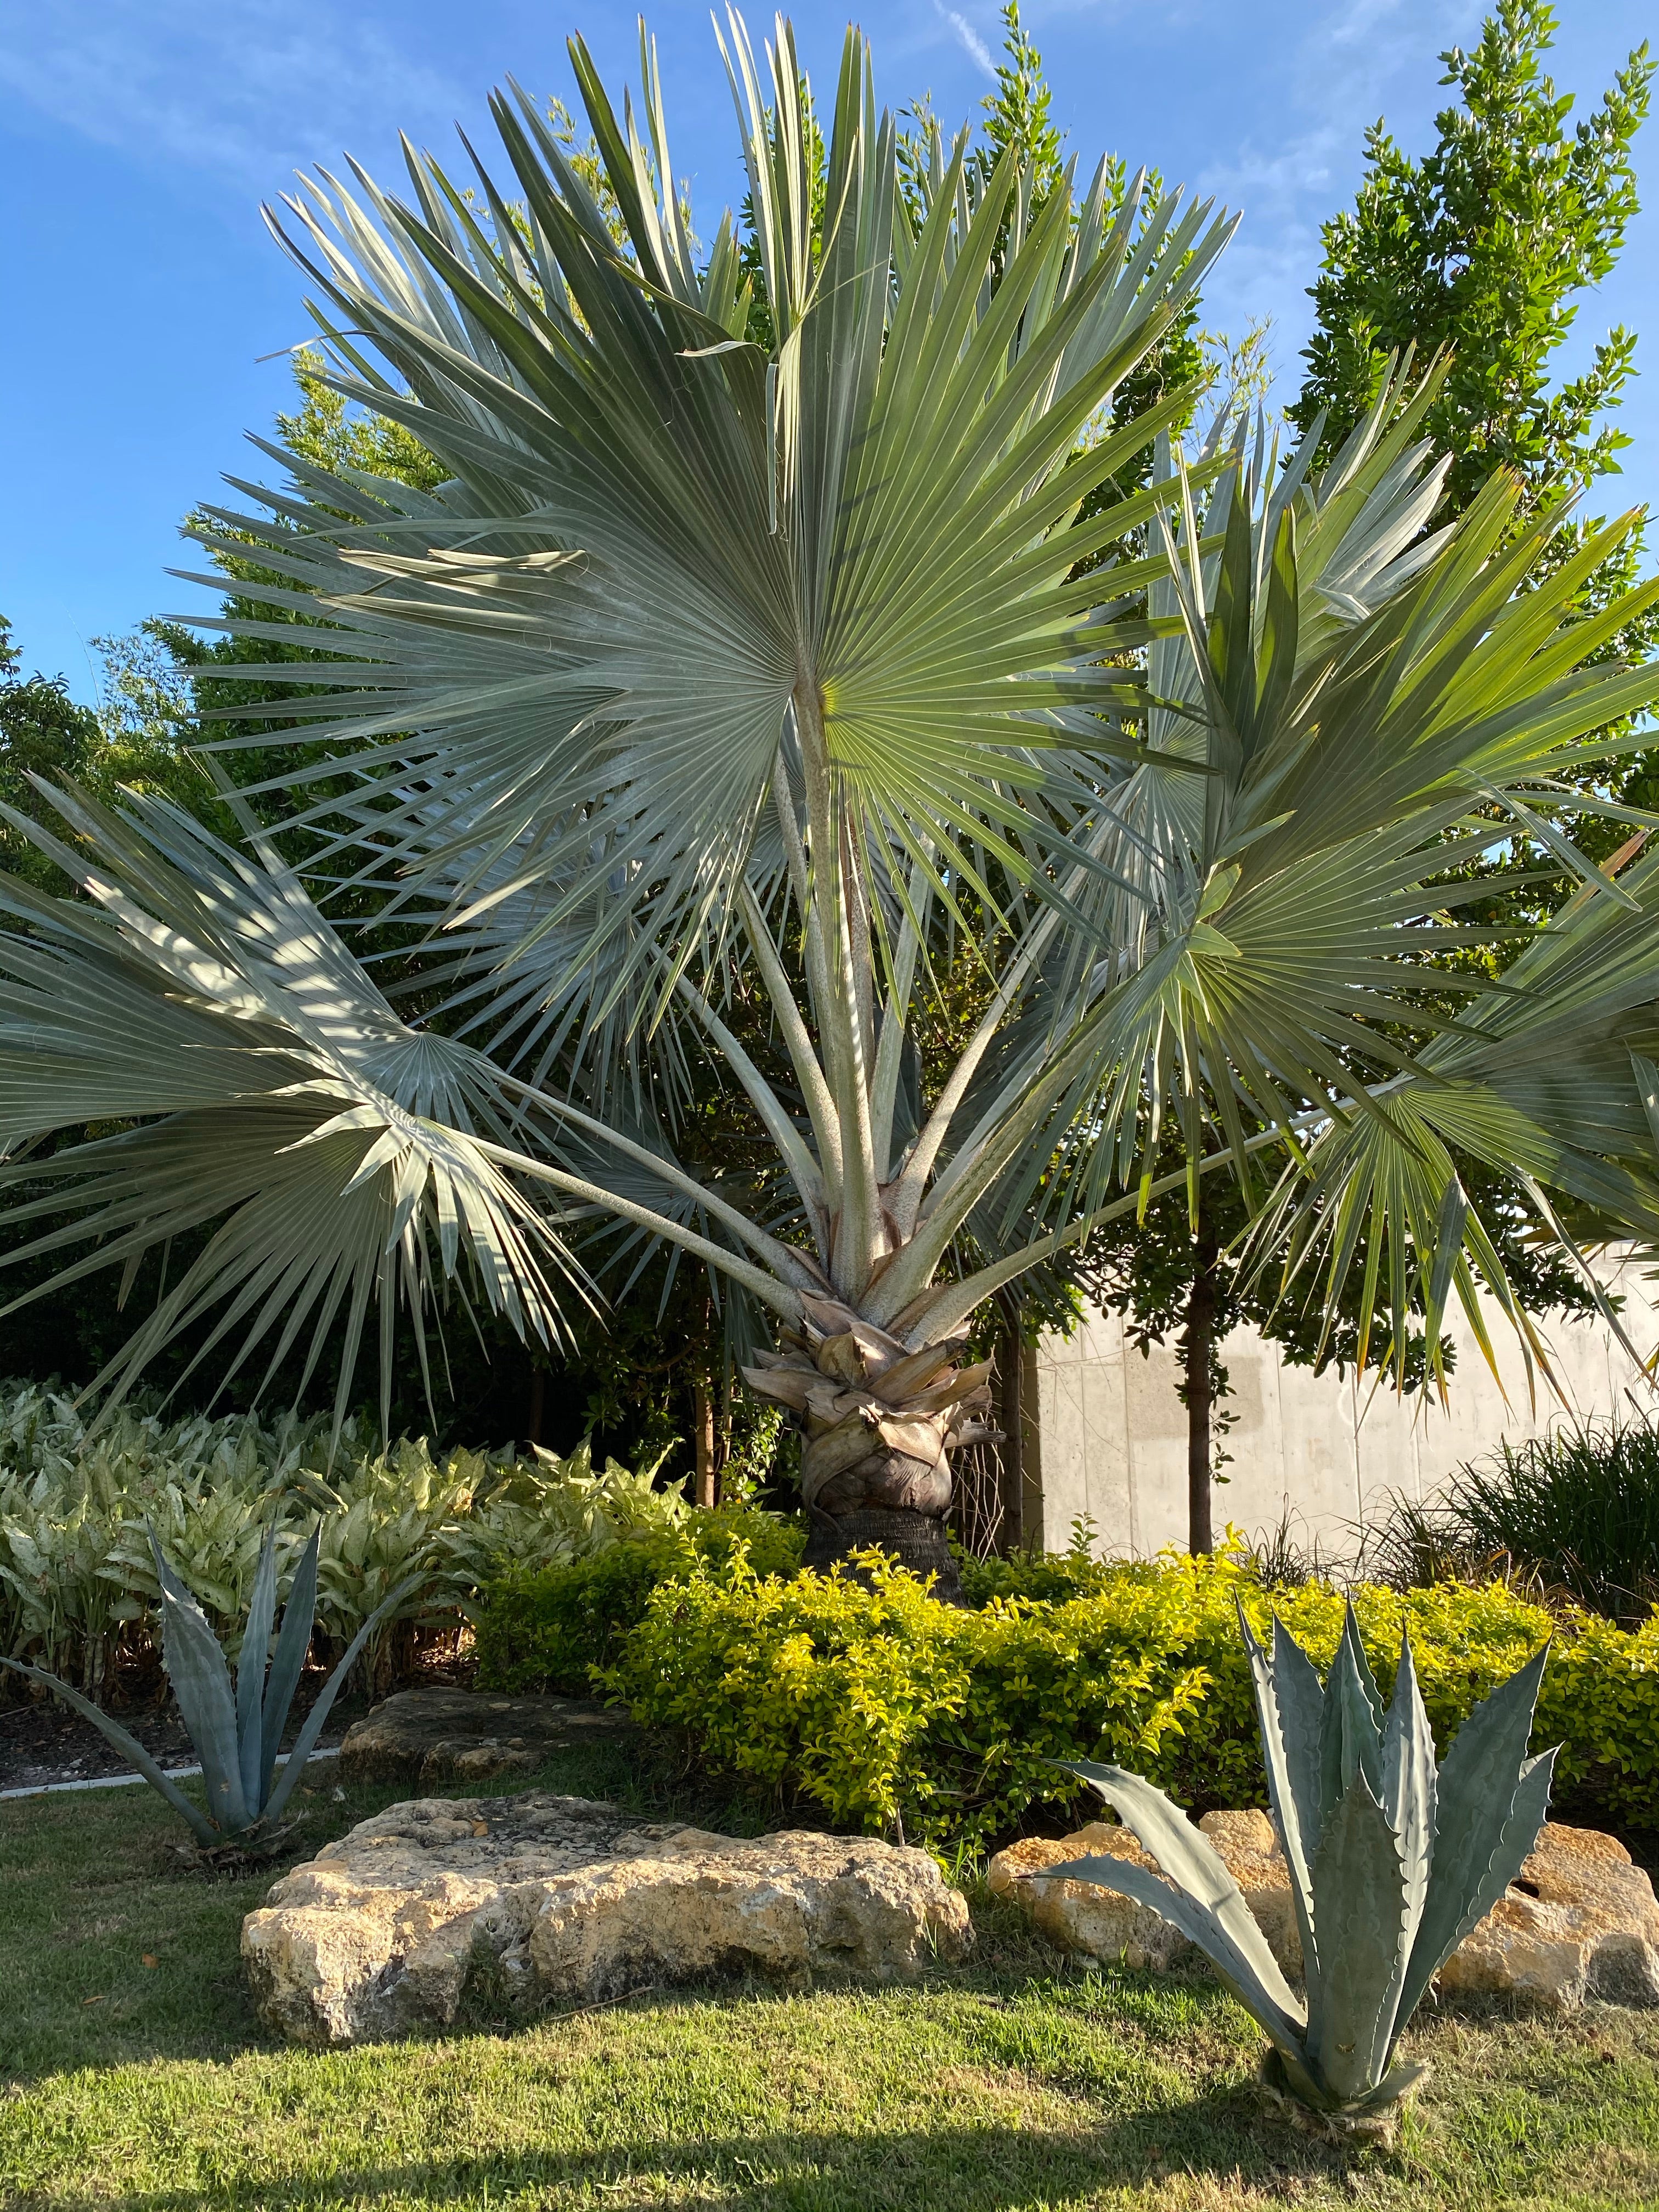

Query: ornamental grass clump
left=1042, top=1601, right=1556, bottom=2137
left=1374, top=1414, right=1659, bottom=1626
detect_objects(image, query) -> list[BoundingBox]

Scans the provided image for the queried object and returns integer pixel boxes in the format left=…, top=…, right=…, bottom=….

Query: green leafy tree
left=1289, top=0, right=1652, bottom=512
left=4, top=18, right=1658, bottom=1612
left=0, top=625, right=105, bottom=891
left=1081, top=1150, right=1596, bottom=1554
left=977, top=0, right=1062, bottom=205
left=0, top=621, right=208, bottom=890
left=1094, top=1, right=1658, bottom=1553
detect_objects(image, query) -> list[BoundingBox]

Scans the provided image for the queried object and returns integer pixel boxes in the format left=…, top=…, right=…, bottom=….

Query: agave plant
left=0, top=14, right=1655, bottom=1595
left=1042, top=1604, right=1556, bottom=2130
left=1, top=1523, right=422, bottom=1844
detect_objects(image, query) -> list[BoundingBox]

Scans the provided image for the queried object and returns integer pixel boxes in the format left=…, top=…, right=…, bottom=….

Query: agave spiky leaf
left=1318, top=1600, right=1385, bottom=1814
left=1373, top=1631, right=1436, bottom=2082
left=0, top=1655, right=220, bottom=1844
left=1043, top=1760, right=1309, bottom=2067
left=257, top=1526, right=321, bottom=1812
left=261, top=1565, right=427, bottom=1826
left=1306, top=1774, right=1407, bottom=2104
left=1039, top=1604, right=1558, bottom=2125
left=1238, top=1605, right=1322, bottom=1984
left=149, top=1522, right=249, bottom=1833
left=1391, top=1643, right=1557, bottom=2042
left=235, top=1523, right=281, bottom=1815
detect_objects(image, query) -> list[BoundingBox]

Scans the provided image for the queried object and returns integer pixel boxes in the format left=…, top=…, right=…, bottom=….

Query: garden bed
left=0, top=1678, right=384, bottom=1796
left=3, top=1741, right=1659, bottom=2210
left=0, top=1640, right=486, bottom=1793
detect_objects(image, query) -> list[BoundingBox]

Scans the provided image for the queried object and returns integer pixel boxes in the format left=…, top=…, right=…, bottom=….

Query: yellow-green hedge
left=600, top=1547, right=1659, bottom=1852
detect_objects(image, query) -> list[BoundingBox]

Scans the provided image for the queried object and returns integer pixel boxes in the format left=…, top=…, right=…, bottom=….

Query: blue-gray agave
left=1042, top=1602, right=1556, bottom=2125
left=1, top=1522, right=421, bottom=1844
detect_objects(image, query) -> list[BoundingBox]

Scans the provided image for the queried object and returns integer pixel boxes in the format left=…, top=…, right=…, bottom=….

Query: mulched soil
left=0, top=1686, right=374, bottom=1793
left=0, top=1650, right=476, bottom=1793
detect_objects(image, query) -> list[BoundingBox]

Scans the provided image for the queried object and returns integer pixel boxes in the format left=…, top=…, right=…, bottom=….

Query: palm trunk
left=746, top=1293, right=989, bottom=1604
left=802, top=1503, right=964, bottom=1596
left=1184, top=1204, right=1219, bottom=1555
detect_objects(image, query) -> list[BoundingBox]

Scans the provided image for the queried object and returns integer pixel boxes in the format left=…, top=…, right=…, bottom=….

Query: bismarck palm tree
left=4, top=15, right=1659, bottom=1594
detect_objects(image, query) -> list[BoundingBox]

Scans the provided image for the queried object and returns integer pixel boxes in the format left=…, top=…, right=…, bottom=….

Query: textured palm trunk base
left=801, top=1501, right=965, bottom=1605
left=742, top=1293, right=992, bottom=1612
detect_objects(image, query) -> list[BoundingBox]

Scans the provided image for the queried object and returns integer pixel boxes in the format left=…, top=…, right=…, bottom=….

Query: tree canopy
left=1289, top=0, right=1652, bottom=516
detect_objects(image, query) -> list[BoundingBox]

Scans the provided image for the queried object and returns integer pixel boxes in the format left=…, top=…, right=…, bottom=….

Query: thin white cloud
left=0, top=0, right=465, bottom=191
left=1190, top=0, right=1483, bottom=373
left=935, top=3, right=996, bottom=76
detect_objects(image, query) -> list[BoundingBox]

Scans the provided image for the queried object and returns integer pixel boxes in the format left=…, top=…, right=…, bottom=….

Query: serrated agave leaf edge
left=1239, top=1600, right=1321, bottom=1985
left=1395, top=1740, right=1556, bottom=2046
left=1318, top=1602, right=1384, bottom=1825
left=1378, top=1629, right=1437, bottom=2003
left=1393, top=1639, right=1554, bottom=2033
left=1307, top=1771, right=1410, bottom=2104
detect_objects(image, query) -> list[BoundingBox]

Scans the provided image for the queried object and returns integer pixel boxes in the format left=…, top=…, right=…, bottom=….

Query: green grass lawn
left=3, top=1742, right=1658, bottom=2211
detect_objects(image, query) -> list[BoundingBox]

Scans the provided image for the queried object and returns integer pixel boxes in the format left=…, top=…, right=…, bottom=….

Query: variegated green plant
left=1, top=1522, right=422, bottom=1844
left=0, top=13, right=1655, bottom=1596
left=0, top=1385, right=681, bottom=1692
left=1043, top=1603, right=1556, bottom=2128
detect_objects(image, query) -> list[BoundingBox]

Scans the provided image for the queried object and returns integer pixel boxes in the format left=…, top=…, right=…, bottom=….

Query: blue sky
left=2, top=0, right=1654, bottom=701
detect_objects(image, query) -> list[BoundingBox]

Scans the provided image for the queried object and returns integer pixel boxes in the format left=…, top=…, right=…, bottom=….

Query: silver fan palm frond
left=0, top=782, right=589, bottom=1436
left=2, top=14, right=1658, bottom=1581
left=191, top=13, right=1232, bottom=977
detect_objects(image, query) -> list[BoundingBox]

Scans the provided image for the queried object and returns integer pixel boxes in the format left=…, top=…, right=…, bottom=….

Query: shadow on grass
left=16, top=2102, right=1355, bottom=2212
left=0, top=1737, right=893, bottom=2081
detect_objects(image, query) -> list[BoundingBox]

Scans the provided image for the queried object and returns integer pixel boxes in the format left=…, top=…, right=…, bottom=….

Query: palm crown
left=3, top=13, right=1659, bottom=1578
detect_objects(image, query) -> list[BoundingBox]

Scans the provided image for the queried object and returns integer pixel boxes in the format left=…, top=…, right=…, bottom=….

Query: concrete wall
left=1029, top=1254, right=1659, bottom=1561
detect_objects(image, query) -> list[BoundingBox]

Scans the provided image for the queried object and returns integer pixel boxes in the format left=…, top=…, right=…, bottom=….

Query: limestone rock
left=988, top=1809, right=1300, bottom=1974
left=242, top=1791, right=971, bottom=2045
left=1437, top=1821, right=1659, bottom=2012
left=988, top=1824, right=1190, bottom=1970
left=336, top=1687, right=636, bottom=1788
left=990, top=1809, right=1659, bottom=2015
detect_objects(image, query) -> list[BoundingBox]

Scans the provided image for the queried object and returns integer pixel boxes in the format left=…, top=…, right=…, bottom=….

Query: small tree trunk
left=694, top=1376, right=716, bottom=1509
left=1184, top=1204, right=1219, bottom=1556
left=526, top=1367, right=544, bottom=1449
left=996, top=1299, right=1024, bottom=1555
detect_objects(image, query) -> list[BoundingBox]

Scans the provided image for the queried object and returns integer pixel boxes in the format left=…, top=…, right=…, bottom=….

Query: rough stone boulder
left=988, top=1813, right=1659, bottom=2012
left=1437, top=1822, right=1659, bottom=2011
left=989, top=1809, right=1300, bottom=1974
left=337, top=1687, right=636, bottom=1788
left=242, top=1791, right=972, bottom=2045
